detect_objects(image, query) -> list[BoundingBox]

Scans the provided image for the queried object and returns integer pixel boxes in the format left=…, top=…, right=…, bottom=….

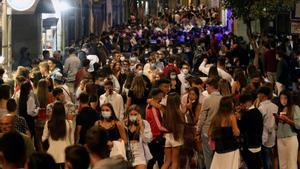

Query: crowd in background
left=0, top=4, right=300, bottom=169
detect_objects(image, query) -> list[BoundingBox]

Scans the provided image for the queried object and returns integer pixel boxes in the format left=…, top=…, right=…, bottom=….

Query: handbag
left=208, top=139, right=215, bottom=151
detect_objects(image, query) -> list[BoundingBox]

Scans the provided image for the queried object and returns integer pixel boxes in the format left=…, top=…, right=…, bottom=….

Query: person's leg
left=171, top=146, right=181, bottom=169
left=135, top=164, right=146, bottom=169
left=277, top=138, right=287, bottom=169
left=286, top=136, right=298, bottom=169
left=201, top=133, right=213, bottom=169
left=161, top=148, right=172, bottom=169
left=147, top=141, right=158, bottom=169
left=157, top=137, right=166, bottom=168
left=262, top=146, right=273, bottom=169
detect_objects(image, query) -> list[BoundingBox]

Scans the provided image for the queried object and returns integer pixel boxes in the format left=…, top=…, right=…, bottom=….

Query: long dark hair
left=165, top=92, right=183, bottom=141
left=19, top=80, right=32, bottom=117
left=278, top=90, right=294, bottom=119
left=210, top=96, right=234, bottom=139
left=48, top=102, right=66, bottom=140
left=37, top=79, right=49, bottom=108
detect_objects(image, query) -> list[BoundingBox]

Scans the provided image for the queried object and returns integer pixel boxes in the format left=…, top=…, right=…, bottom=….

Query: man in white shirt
left=99, top=80, right=124, bottom=120
left=257, top=86, right=277, bottom=169
left=198, top=58, right=233, bottom=82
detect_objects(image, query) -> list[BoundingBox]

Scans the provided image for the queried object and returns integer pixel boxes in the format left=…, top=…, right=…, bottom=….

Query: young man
left=46, top=88, right=76, bottom=120
left=196, top=78, right=222, bottom=169
left=0, top=131, right=27, bottom=169
left=239, top=94, right=264, bottom=169
left=257, top=86, right=277, bottom=169
left=177, top=62, right=191, bottom=95
left=75, top=92, right=99, bottom=144
left=146, top=88, right=168, bottom=169
left=85, top=126, right=128, bottom=169
left=99, top=80, right=124, bottom=120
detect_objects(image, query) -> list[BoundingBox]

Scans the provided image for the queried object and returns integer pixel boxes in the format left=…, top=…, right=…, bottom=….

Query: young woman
left=218, top=79, right=232, bottom=96
left=162, top=92, right=184, bottom=169
left=19, top=80, right=38, bottom=139
left=275, top=90, right=300, bottom=169
left=231, top=68, right=247, bottom=97
left=125, top=105, right=152, bottom=169
left=112, top=61, right=127, bottom=92
left=168, top=70, right=182, bottom=95
left=181, top=87, right=201, bottom=168
left=94, top=103, right=127, bottom=143
left=36, top=79, right=54, bottom=151
left=42, top=102, right=74, bottom=167
left=127, top=75, right=149, bottom=117
left=209, top=96, right=240, bottom=169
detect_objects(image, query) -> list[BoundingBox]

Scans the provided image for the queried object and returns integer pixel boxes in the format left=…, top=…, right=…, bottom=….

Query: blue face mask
left=129, top=115, right=138, bottom=123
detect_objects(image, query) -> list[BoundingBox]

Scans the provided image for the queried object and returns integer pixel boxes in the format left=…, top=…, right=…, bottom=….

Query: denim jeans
left=262, top=146, right=273, bottom=169
left=201, top=132, right=213, bottom=169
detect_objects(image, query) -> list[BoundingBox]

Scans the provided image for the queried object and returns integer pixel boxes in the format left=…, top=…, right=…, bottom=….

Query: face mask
left=170, top=75, right=177, bottom=79
left=129, top=115, right=138, bottom=123
left=145, top=50, right=149, bottom=54
left=130, top=57, right=137, bottom=62
left=109, top=35, right=113, bottom=40
left=182, top=68, right=189, bottom=75
left=99, top=81, right=105, bottom=86
left=177, top=49, right=182, bottom=54
left=138, top=70, right=143, bottom=75
left=120, top=56, right=125, bottom=61
left=102, top=111, right=112, bottom=119
left=150, top=63, right=156, bottom=70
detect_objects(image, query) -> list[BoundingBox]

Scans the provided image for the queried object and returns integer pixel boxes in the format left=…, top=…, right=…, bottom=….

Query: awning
left=43, top=17, right=59, bottom=29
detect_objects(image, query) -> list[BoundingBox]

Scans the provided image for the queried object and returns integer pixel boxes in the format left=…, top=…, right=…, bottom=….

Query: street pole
left=2, top=0, right=8, bottom=68
left=2, top=0, right=12, bottom=76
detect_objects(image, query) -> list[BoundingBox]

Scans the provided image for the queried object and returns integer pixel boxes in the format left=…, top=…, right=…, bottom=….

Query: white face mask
left=102, top=111, right=112, bottom=119
left=182, top=68, right=189, bottom=75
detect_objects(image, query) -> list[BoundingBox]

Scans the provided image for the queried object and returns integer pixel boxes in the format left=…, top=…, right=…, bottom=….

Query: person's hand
left=137, top=114, right=143, bottom=127
left=278, top=115, right=290, bottom=123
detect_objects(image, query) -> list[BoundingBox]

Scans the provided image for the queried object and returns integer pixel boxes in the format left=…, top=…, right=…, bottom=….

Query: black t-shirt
left=76, top=107, right=99, bottom=144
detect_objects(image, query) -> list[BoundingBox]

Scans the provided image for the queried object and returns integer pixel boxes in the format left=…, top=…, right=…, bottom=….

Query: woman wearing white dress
left=209, top=96, right=240, bottom=169
left=42, top=102, right=74, bottom=168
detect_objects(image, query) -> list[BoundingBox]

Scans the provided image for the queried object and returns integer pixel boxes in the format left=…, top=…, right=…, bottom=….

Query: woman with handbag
left=42, top=102, right=74, bottom=168
left=275, top=90, right=300, bottom=169
left=209, top=96, right=240, bottom=169
left=125, top=105, right=153, bottom=169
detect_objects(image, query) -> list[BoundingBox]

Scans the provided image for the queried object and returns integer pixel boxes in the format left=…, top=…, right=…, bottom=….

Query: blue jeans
left=201, top=132, right=213, bottom=169
left=262, top=146, right=273, bottom=169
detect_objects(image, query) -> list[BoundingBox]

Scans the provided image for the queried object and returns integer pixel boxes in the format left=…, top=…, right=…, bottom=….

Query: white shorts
left=130, top=142, right=147, bottom=166
left=164, top=133, right=183, bottom=148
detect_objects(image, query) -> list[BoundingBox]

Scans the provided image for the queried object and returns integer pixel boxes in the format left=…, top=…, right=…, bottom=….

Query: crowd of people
left=0, top=4, right=300, bottom=169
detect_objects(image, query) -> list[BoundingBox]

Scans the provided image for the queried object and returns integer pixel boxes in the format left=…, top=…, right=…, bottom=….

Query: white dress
left=210, top=149, right=240, bottom=169
left=42, top=120, right=74, bottom=163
